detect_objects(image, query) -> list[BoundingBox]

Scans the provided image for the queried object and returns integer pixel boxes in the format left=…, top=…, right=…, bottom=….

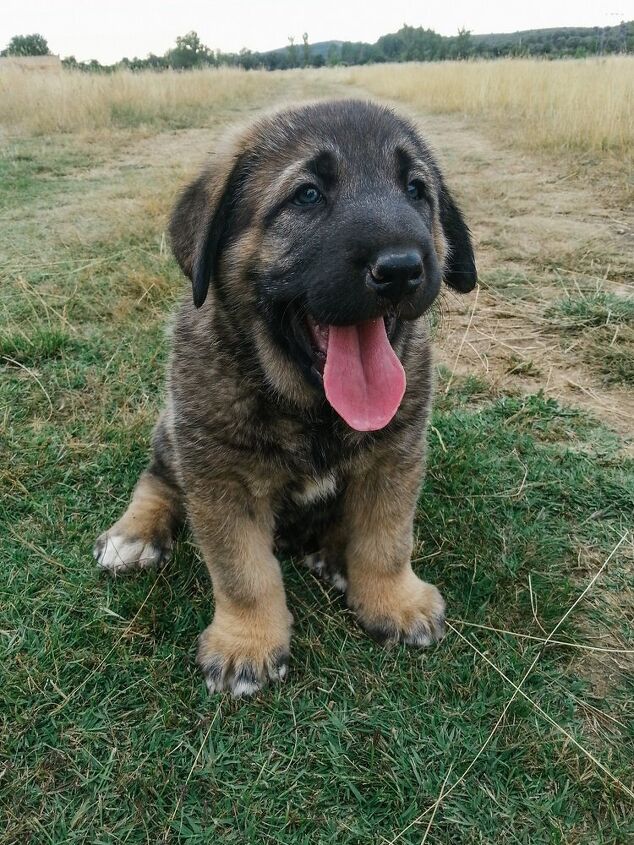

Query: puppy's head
left=170, top=100, right=476, bottom=429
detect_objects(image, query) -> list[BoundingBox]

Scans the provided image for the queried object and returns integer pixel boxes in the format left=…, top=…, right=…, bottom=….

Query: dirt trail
left=404, top=111, right=634, bottom=444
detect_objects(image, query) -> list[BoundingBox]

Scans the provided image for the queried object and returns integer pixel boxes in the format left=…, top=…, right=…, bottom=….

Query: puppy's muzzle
left=367, top=250, right=424, bottom=304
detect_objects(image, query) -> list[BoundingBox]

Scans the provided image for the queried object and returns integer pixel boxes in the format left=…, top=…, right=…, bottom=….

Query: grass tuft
left=549, top=292, right=634, bottom=330
left=0, top=328, right=74, bottom=366
left=548, top=292, right=634, bottom=385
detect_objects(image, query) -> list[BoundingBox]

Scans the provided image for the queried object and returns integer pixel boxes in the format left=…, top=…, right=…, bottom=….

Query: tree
left=326, top=44, right=341, bottom=66
left=239, top=48, right=257, bottom=69
left=455, top=27, right=472, bottom=59
left=166, top=31, right=210, bottom=69
left=287, top=36, right=298, bottom=67
left=2, top=33, right=50, bottom=57
left=301, top=32, right=310, bottom=67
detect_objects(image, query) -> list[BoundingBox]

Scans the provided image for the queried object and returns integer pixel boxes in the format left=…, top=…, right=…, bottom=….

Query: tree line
left=2, top=22, right=632, bottom=73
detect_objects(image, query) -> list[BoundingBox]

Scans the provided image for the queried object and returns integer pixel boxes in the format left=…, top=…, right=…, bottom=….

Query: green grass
left=547, top=292, right=634, bottom=386
left=549, top=292, right=634, bottom=330
left=0, top=140, right=104, bottom=210
left=2, top=110, right=633, bottom=845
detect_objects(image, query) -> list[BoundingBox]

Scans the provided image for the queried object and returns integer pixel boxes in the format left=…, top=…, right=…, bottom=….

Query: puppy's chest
left=270, top=428, right=351, bottom=555
left=286, top=472, right=338, bottom=506
left=275, top=471, right=342, bottom=557
left=252, top=402, right=362, bottom=474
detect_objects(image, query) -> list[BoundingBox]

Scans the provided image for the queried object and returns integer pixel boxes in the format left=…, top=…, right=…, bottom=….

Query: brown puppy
left=94, top=100, right=477, bottom=697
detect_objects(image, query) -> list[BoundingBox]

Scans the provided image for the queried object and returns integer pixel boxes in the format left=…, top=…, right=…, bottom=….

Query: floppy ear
left=439, top=184, right=477, bottom=293
left=169, top=154, right=245, bottom=308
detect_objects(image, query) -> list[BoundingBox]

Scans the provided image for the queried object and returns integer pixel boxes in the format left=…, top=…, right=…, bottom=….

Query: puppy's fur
left=94, top=100, right=477, bottom=697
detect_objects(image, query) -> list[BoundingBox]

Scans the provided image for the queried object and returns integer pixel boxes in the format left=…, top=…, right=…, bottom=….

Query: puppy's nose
left=367, top=250, right=423, bottom=303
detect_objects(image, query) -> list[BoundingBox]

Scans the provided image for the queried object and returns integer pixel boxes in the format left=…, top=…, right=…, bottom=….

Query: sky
left=2, top=0, right=632, bottom=63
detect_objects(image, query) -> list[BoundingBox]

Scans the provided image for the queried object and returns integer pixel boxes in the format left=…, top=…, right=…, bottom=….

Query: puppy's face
left=170, top=101, right=477, bottom=430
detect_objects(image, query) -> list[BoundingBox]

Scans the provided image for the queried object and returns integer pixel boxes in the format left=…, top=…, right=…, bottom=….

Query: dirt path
left=404, top=111, right=634, bottom=444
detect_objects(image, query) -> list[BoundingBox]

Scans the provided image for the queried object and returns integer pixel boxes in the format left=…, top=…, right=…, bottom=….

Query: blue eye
left=293, top=184, right=323, bottom=206
left=407, top=179, right=425, bottom=201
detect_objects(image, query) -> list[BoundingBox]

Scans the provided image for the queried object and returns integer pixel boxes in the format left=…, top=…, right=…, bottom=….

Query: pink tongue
left=323, top=318, right=406, bottom=431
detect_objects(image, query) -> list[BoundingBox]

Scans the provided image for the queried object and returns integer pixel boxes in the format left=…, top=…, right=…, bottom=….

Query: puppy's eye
left=292, top=184, right=323, bottom=206
left=407, top=179, right=425, bottom=201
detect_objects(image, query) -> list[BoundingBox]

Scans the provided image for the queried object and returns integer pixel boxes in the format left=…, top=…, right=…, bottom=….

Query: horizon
left=2, top=0, right=630, bottom=64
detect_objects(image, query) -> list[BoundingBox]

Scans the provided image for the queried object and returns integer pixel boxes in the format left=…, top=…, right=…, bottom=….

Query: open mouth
left=304, top=312, right=398, bottom=375
left=294, top=311, right=405, bottom=432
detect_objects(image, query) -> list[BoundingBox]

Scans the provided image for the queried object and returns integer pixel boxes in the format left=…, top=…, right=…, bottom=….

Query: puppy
left=94, top=100, right=477, bottom=697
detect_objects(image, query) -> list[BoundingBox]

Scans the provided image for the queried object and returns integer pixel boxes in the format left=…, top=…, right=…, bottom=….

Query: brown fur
left=93, top=100, right=476, bottom=697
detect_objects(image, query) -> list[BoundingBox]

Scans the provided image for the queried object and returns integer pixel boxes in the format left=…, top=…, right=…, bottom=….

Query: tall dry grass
left=0, top=67, right=284, bottom=135
left=345, top=56, right=634, bottom=154
left=2, top=58, right=632, bottom=156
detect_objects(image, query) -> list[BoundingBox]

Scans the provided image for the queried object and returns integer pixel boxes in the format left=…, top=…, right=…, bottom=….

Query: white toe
left=303, top=553, right=347, bottom=592
left=95, top=534, right=164, bottom=573
left=404, top=627, right=433, bottom=647
left=303, top=553, right=325, bottom=576
left=329, top=572, right=347, bottom=592
left=205, top=676, right=220, bottom=694
left=231, top=679, right=260, bottom=698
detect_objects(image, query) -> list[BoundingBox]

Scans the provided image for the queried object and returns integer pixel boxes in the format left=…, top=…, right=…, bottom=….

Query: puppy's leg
left=94, top=414, right=184, bottom=573
left=188, top=484, right=292, bottom=697
left=344, top=461, right=445, bottom=647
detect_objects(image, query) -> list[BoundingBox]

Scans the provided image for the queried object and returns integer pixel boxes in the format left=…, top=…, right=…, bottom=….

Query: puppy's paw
left=93, top=527, right=171, bottom=574
left=348, top=570, right=445, bottom=648
left=302, top=551, right=347, bottom=593
left=197, top=614, right=292, bottom=698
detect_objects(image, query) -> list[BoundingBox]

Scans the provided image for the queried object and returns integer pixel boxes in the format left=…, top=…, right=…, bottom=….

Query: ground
left=1, top=70, right=633, bottom=844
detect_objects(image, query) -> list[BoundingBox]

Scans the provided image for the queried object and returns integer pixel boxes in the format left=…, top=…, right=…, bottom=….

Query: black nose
left=367, top=250, right=424, bottom=303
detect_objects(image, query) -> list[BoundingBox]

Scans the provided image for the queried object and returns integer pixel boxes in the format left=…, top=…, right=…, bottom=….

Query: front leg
left=344, top=459, right=445, bottom=647
left=187, top=480, right=292, bottom=697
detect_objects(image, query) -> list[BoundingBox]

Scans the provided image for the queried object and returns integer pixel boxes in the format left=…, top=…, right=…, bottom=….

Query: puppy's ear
left=169, top=153, right=246, bottom=308
left=439, top=184, right=477, bottom=293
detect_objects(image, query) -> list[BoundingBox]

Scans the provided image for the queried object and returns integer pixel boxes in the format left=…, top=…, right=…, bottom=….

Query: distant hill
left=265, top=40, right=344, bottom=59
left=470, top=24, right=626, bottom=46
left=469, top=22, right=631, bottom=54
left=260, top=21, right=632, bottom=64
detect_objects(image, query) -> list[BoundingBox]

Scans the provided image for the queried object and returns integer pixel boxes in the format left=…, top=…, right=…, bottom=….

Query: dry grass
left=0, top=66, right=285, bottom=135
left=3, top=58, right=632, bottom=156
left=345, top=57, right=634, bottom=155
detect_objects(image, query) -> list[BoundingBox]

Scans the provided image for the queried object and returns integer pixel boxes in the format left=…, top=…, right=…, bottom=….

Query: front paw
left=348, top=569, right=446, bottom=647
left=197, top=611, right=292, bottom=698
left=93, top=528, right=171, bottom=574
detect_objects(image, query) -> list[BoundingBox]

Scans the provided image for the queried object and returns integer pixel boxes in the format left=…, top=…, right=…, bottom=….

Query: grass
left=0, top=67, right=289, bottom=134
left=2, top=347, right=633, bottom=843
left=548, top=292, right=634, bottom=386
left=550, top=292, right=634, bottom=329
left=2, top=64, right=633, bottom=844
left=3, top=58, right=633, bottom=156
left=346, top=56, right=634, bottom=155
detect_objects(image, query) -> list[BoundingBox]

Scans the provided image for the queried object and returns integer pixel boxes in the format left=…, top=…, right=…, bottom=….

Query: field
left=1, top=59, right=633, bottom=843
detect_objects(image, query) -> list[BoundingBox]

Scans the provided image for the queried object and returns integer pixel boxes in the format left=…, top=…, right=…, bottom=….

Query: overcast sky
left=2, top=1, right=632, bottom=63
